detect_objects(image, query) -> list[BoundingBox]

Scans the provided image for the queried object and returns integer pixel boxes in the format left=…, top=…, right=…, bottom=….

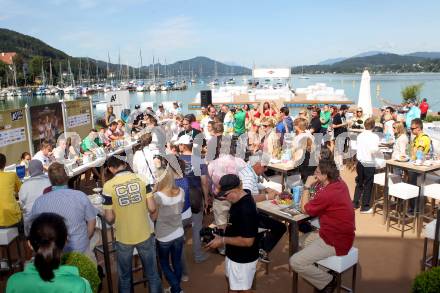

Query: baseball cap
left=340, top=104, right=348, bottom=110
left=175, top=135, right=192, bottom=145
left=134, top=104, right=140, bottom=109
left=217, top=174, right=241, bottom=198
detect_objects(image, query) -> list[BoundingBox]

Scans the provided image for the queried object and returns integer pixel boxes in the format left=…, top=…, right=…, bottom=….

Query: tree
left=28, top=56, right=44, bottom=84
left=401, top=83, right=423, bottom=104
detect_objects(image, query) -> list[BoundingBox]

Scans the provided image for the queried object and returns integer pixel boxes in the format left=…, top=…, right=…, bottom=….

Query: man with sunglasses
left=178, top=115, right=201, bottom=139
left=206, top=174, right=259, bottom=293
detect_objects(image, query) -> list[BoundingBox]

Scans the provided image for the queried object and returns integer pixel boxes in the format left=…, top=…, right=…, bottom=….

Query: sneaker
left=195, top=253, right=209, bottom=264
left=360, top=208, right=373, bottom=214
left=181, top=275, right=189, bottom=282
left=259, top=249, right=271, bottom=264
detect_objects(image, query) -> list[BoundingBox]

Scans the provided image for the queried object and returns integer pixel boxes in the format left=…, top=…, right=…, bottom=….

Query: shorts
left=225, top=257, right=257, bottom=291
left=213, top=199, right=231, bottom=226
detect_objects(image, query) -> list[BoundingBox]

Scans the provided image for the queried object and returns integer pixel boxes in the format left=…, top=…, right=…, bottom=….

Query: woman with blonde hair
left=391, top=121, right=409, bottom=160
left=152, top=165, right=185, bottom=293
left=104, top=106, right=116, bottom=126
left=260, top=116, right=280, bottom=159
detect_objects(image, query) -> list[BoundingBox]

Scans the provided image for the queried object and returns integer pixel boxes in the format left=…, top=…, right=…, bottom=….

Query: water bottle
left=416, top=150, right=424, bottom=164
left=291, top=183, right=303, bottom=207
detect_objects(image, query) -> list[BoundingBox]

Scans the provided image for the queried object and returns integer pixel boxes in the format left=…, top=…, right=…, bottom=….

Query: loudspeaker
left=200, top=90, right=212, bottom=107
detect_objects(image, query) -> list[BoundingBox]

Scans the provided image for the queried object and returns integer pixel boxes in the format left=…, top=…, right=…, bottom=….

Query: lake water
left=2, top=73, right=440, bottom=114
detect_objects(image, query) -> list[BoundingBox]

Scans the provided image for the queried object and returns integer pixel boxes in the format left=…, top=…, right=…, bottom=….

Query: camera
left=200, top=227, right=224, bottom=244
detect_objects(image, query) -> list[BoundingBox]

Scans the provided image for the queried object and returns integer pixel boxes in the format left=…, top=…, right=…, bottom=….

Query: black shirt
left=310, top=117, right=322, bottom=134
left=333, top=113, right=347, bottom=138
left=225, top=190, right=259, bottom=263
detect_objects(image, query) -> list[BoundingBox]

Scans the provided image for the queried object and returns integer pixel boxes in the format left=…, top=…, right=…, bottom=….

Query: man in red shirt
left=419, top=98, right=429, bottom=120
left=290, top=159, right=355, bottom=293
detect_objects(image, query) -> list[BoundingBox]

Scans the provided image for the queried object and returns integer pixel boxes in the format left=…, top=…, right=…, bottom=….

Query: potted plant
left=412, top=266, right=440, bottom=293
left=61, top=252, right=101, bottom=293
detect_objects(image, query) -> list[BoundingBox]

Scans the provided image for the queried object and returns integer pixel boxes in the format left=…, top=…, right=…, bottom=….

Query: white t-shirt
left=356, top=130, right=381, bottom=166
left=33, top=151, right=50, bottom=167
left=201, top=116, right=213, bottom=140
left=132, top=147, right=156, bottom=184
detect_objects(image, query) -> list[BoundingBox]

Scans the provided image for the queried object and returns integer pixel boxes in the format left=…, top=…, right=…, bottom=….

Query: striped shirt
left=31, top=188, right=97, bottom=253
left=238, top=165, right=265, bottom=196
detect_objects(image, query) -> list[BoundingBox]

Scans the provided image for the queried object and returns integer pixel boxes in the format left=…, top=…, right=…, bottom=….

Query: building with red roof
left=0, top=52, right=17, bottom=65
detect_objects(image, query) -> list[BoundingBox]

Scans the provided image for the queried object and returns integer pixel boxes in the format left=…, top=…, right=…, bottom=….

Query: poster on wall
left=0, top=108, right=29, bottom=166
left=29, top=103, right=64, bottom=152
left=103, top=90, right=131, bottom=121
left=65, top=99, right=92, bottom=139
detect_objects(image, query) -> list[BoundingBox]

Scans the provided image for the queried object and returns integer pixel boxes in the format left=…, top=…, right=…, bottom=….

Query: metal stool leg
left=401, top=200, right=406, bottom=238
left=422, top=237, right=428, bottom=271
left=336, top=273, right=342, bottom=293
left=352, top=264, right=357, bottom=293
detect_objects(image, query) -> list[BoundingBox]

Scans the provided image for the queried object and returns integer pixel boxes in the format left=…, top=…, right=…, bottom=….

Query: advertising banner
left=0, top=108, right=29, bottom=166
left=29, top=102, right=64, bottom=152
left=65, top=99, right=93, bottom=139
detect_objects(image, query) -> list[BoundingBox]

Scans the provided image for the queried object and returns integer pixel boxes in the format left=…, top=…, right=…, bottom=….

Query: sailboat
left=209, top=61, right=219, bottom=87
left=62, top=59, right=76, bottom=95
left=149, top=56, right=158, bottom=91
left=298, top=66, right=310, bottom=79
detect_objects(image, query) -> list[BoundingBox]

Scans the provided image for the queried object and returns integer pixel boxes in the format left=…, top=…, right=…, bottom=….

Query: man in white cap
left=18, top=160, right=51, bottom=235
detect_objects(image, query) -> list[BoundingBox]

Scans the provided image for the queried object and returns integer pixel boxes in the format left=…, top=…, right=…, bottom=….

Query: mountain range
left=0, top=28, right=250, bottom=86
left=293, top=51, right=440, bottom=74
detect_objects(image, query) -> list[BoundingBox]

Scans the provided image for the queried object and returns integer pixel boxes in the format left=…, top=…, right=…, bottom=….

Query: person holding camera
left=206, top=174, right=259, bottom=293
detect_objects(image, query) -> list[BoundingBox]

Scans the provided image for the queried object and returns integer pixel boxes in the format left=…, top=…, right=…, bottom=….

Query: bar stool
left=421, top=219, right=439, bottom=271
left=316, top=247, right=359, bottom=293
left=422, top=184, right=440, bottom=220
left=386, top=183, right=419, bottom=238
left=0, top=227, right=22, bottom=273
left=372, top=172, right=401, bottom=216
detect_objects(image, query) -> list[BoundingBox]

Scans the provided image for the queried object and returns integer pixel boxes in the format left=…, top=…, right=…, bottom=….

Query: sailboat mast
left=59, top=62, right=63, bottom=85
left=49, top=59, right=53, bottom=86
left=78, top=58, right=82, bottom=85
left=152, top=56, right=155, bottom=82
left=107, top=52, right=110, bottom=81
left=139, top=49, right=142, bottom=81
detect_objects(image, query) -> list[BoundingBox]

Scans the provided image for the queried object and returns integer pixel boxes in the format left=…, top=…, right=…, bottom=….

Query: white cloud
left=144, top=16, right=200, bottom=52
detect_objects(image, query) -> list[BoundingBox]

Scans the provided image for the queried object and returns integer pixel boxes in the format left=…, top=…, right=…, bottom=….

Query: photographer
left=206, top=174, right=259, bottom=293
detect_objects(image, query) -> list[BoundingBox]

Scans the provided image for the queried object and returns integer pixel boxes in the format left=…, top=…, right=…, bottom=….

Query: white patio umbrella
left=357, top=70, right=373, bottom=117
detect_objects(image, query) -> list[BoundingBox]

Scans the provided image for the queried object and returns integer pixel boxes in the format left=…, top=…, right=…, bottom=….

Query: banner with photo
left=0, top=108, right=29, bottom=166
left=65, top=99, right=93, bottom=140
left=29, top=102, right=64, bottom=152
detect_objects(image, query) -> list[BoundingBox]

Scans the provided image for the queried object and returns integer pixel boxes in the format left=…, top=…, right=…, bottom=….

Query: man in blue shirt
left=31, top=162, right=97, bottom=260
left=275, top=106, right=294, bottom=145
left=405, top=101, right=421, bottom=129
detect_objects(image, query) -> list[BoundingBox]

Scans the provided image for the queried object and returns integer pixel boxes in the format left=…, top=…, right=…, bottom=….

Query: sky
left=1, top=0, right=440, bottom=68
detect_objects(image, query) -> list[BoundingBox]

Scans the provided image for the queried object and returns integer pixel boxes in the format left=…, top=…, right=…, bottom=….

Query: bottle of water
left=416, top=149, right=424, bottom=163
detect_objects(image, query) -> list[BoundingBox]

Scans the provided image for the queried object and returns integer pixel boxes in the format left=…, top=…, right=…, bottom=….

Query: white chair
left=387, top=183, right=419, bottom=238
left=317, top=247, right=359, bottom=293
left=372, top=173, right=401, bottom=215
left=0, top=227, right=22, bottom=273
left=421, top=220, right=440, bottom=271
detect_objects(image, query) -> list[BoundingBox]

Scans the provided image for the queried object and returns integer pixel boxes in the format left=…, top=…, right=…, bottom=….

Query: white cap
left=175, top=135, right=193, bottom=145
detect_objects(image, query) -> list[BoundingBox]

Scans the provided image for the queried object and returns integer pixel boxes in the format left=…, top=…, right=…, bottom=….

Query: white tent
left=357, top=70, right=373, bottom=117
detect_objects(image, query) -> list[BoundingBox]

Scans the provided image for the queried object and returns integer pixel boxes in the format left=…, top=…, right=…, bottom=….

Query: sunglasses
left=262, top=125, right=270, bottom=127
left=411, top=127, right=418, bottom=130
left=357, top=111, right=363, bottom=113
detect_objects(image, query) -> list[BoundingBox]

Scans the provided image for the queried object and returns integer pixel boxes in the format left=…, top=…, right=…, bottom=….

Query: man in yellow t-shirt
left=0, top=153, right=22, bottom=227
left=102, top=156, right=162, bottom=293
left=408, top=118, right=431, bottom=214
left=410, top=118, right=431, bottom=159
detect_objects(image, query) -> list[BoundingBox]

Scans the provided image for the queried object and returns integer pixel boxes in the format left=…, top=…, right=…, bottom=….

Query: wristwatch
left=264, top=191, right=269, bottom=201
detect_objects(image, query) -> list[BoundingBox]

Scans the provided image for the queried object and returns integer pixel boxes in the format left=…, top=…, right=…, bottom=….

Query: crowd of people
left=0, top=97, right=436, bottom=293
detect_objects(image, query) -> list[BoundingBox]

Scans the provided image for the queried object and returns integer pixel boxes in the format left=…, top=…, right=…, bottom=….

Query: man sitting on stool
left=290, top=159, right=355, bottom=293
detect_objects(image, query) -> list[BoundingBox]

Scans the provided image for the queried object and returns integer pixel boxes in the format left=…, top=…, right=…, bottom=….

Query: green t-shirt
left=234, top=110, right=246, bottom=135
left=6, top=263, right=92, bottom=293
left=320, top=111, right=331, bottom=129
left=80, top=136, right=102, bottom=152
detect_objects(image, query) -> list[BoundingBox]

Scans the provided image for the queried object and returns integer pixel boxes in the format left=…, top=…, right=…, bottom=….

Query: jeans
left=258, top=213, right=287, bottom=253
left=158, top=236, right=184, bottom=293
left=353, top=161, right=375, bottom=210
left=191, top=211, right=205, bottom=261
left=116, top=236, right=162, bottom=293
